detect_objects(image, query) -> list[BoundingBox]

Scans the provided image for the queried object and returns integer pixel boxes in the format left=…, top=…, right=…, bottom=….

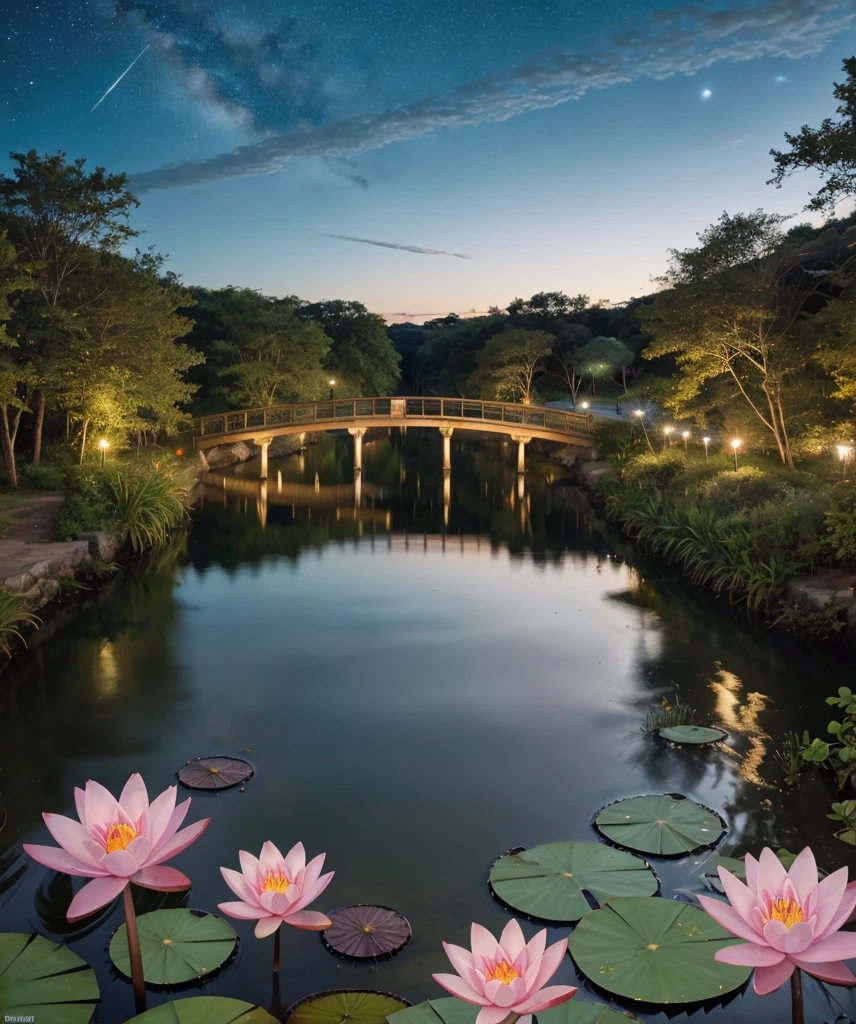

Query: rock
left=269, top=434, right=303, bottom=456
left=2, top=571, right=36, bottom=593
left=787, top=574, right=856, bottom=613
left=205, top=442, right=253, bottom=468
left=78, top=532, right=122, bottom=562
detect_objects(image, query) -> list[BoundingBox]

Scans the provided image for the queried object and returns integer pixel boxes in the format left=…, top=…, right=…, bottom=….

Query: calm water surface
left=1, top=432, right=853, bottom=1023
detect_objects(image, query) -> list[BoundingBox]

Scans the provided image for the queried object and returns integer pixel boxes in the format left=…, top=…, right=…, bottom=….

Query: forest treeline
left=0, top=58, right=854, bottom=489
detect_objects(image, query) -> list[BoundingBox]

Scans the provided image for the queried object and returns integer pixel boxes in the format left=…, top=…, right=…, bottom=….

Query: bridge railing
left=198, top=397, right=593, bottom=440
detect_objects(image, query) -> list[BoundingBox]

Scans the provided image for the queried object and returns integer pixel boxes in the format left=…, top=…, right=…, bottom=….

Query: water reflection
left=0, top=429, right=852, bottom=1024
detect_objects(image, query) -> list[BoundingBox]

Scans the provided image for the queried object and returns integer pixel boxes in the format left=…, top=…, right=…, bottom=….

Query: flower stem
left=791, top=968, right=804, bottom=1024
left=123, top=884, right=146, bottom=1005
left=273, top=926, right=281, bottom=974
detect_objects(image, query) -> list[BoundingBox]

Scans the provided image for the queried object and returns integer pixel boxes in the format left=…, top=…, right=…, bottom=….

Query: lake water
left=1, top=431, right=853, bottom=1023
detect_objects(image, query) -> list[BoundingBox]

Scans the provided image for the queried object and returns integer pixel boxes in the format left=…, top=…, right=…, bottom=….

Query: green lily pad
left=0, top=933, right=100, bottom=1024
left=569, top=896, right=751, bottom=1004
left=110, top=908, right=237, bottom=986
left=388, top=998, right=639, bottom=1024
left=594, top=795, right=726, bottom=856
left=659, top=726, right=727, bottom=745
left=287, top=990, right=411, bottom=1024
left=123, top=996, right=278, bottom=1022
left=489, top=841, right=658, bottom=922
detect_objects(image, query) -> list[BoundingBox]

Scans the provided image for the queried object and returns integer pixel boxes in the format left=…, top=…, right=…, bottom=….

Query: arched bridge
left=196, top=397, right=594, bottom=477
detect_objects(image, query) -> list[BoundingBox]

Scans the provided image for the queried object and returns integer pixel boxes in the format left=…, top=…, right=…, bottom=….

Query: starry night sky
left=2, top=0, right=855, bottom=319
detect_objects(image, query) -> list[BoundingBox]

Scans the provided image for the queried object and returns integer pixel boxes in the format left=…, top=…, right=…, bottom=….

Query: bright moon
left=701, top=88, right=713, bottom=99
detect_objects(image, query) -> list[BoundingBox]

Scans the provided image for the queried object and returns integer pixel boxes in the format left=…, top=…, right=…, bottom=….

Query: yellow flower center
left=767, top=898, right=804, bottom=930
left=261, top=871, right=291, bottom=894
left=105, top=823, right=137, bottom=853
left=484, top=961, right=520, bottom=985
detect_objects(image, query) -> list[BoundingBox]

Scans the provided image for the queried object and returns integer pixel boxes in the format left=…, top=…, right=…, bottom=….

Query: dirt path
left=0, top=492, right=64, bottom=543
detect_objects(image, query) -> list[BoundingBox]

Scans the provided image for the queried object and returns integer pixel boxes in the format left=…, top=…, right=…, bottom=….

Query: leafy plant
left=0, top=589, right=40, bottom=656
left=109, top=471, right=187, bottom=553
left=827, top=801, right=856, bottom=845
left=643, top=696, right=700, bottom=734
left=774, top=731, right=807, bottom=786
left=771, top=601, right=847, bottom=637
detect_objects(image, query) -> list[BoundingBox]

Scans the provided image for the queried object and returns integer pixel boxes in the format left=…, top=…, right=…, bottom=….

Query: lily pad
left=569, top=896, right=751, bottom=1004
left=388, top=998, right=638, bottom=1024
left=124, top=996, right=278, bottom=1022
left=322, top=905, right=411, bottom=959
left=177, top=756, right=254, bottom=790
left=0, top=932, right=100, bottom=1024
left=286, top=990, right=411, bottom=1024
left=594, top=794, right=726, bottom=856
left=658, top=726, right=727, bottom=745
left=489, top=841, right=658, bottom=922
left=110, top=908, right=237, bottom=985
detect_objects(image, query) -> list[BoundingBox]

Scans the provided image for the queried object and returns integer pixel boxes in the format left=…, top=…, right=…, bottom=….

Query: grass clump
left=0, top=589, right=40, bottom=656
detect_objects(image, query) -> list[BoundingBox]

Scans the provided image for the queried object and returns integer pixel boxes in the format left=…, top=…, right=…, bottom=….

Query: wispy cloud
left=316, top=233, right=473, bottom=259
left=131, top=0, right=854, bottom=194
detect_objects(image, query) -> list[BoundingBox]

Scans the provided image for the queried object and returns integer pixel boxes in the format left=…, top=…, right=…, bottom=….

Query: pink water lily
left=698, top=847, right=856, bottom=995
left=433, top=920, right=577, bottom=1024
left=218, top=840, right=334, bottom=938
left=23, top=773, right=209, bottom=921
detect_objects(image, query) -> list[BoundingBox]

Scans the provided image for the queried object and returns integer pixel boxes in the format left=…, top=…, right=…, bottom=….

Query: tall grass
left=0, top=589, right=41, bottom=656
left=109, top=472, right=187, bottom=553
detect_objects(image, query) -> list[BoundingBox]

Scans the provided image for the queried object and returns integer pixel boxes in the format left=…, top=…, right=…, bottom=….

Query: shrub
left=823, top=483, right=856, bottom=565
left=18, top=463, right=65, bottom=490
left=109, top=472, right=187, bottom=553
left=55, top=472, right=115, bottom=540
left=622, top=449, right=687, bottom=486
left=700, top=466, right=784, bottom=508
left=592, top=420, right=644, bottom=459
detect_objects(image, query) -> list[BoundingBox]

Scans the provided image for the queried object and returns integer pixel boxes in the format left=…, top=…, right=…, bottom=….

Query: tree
left=0, top=150, right=140, bottom=463
left=637, top=210, right=822, bottom=469
left=547, top=323, right=592, bottom=406
left=576, top=336, right=633, bottom=395
left=298, top=299, right=400, bottom=396
left=469, top=326, right=553, bottom=404
left=0, top=231, right=36, bottom=485
left=506, top=292, right=589, bottom=319
left=211, top=289, right=330, bottom=408
left=770, top=58, right=856, bottom=212
left=49, top=251, right=201, bottom=462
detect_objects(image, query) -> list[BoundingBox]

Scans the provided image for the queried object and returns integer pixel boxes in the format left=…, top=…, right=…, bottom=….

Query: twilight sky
left=2, top=0, right=855, bottom=321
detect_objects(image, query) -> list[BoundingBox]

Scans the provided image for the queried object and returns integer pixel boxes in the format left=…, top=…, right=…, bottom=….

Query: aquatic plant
left=643, top=696, right=700, bottom=734
left=218, top=840, right=334, bottom=972
left=110, top=470, right=187, bottom=552
left=432, top=919, right=577, bottom=1024
left=0, top=588, right=40, bottom=656
left=698, top=846, right=856, bottom=1014
left=23, top=773, right=209, bottom=1001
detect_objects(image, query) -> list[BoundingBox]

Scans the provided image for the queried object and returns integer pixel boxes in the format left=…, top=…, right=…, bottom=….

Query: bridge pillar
left=348, top=427, right=367, bottom=471
left=253, top=436, right=274, bottom=479
left=439, top=425, right=454, bottom=471
left=510, top=434, right=532, bottom=474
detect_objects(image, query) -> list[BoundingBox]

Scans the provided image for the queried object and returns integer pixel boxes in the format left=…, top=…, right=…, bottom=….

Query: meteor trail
left=90, top=44, right=150, bottom=113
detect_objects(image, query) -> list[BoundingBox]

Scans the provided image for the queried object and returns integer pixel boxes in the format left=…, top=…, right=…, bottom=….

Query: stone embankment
left=787, top=574, right=856, bottom=637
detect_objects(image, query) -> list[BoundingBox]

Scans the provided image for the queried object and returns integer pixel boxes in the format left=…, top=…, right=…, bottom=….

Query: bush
left=592, top=420, right=644, bottom=459
left=823, top=483, right=856, bottom=565
left=700, top=466, right=785, bottom=508
left=55, top=471, right=115, bottom=540
left=622, top=449, right=687, bottom=486
left=18, top=463, right=65, bottom=490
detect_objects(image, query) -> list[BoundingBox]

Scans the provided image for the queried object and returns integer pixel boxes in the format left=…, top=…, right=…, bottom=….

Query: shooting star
left=90, top=44, right=151, bottom=113
left=318, top=232, right=473, bottom=259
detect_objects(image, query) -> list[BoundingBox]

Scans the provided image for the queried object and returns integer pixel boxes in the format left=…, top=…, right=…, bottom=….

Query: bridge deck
left=196, top=397, right=594, bottom=449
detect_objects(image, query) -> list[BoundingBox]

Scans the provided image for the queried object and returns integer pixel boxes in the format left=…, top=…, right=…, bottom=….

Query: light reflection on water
left=0, top=432, right=852, bottom=1024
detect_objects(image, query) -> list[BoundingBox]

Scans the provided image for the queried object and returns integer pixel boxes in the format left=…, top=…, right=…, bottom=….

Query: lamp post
left=99, top=438, right=109, bottom=470
left=731, top=438, right=741, bottom=472
left=703, top=436, right=711, bottom=461
left=328, top=378, right=336, bottom=401
left=663, top=426, right=673, bottom=451
left=682, top=430, right=690, bottom=451
left=635, top=409, right=653, bottom=452
left=837, top=444, right=852, bottom=481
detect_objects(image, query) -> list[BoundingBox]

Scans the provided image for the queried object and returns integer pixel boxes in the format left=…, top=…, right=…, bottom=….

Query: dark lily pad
left=286, top=990, right=411, bottom=1024
left=659, top=725, right=727, bottom=745
left=489, top=841, right=658, bottom=922
left=569, top=896, right=751, bottom=1004
left=177, top=756, right=254, bottom=790
left=322, top=905, right=411, bottom=959
left=0, top=932, right=100, bottom=1024
left=124, top=996, right=278, bottom=1022
left=702, top=849, right=801, bottom=892
left=110, top=908, right=237, bottom=985
left=388, top=998, right=638, bottom=1024
left=594, top=794, right=726, bottom=857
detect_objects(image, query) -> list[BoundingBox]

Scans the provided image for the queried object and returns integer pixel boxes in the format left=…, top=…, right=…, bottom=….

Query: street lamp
left=731, top=438, right=741, bottom=472
left=99, top=438, right=109, bottom=470
left=328, top=378, right=336, bottom=401
left=682, top=430, right=690, bottom=451
left=837, top=444, right=852, bottom=481
left=703, top=436, right=711, bottom=461
left=663, top=426, right=673, bottom=451
left=635, top=409, right=653, bottom=452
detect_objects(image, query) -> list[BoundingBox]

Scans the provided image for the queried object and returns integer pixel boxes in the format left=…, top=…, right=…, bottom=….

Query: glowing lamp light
left=731, top=439, right=741, bottom=449
left=634, top=409, right=644, bottom=417
left=731, top=438, right=741, bottom=472
left=664, top=427, right=673, bottom=435
left=581, top=401, right=590, bottom=409
left=98, top=438, right=109, bottom=469
left=837, top=445, right=852, bottom=461
left=328, top=379, right=336, bottom=387
left=702, top=435, right=711, bottom=461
